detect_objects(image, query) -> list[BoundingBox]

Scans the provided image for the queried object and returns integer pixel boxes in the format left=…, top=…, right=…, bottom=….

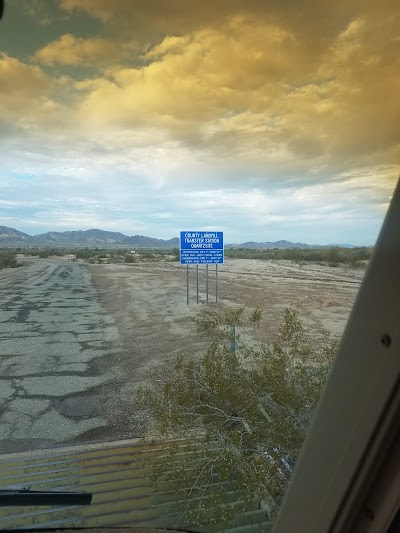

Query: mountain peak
left=0, top=226, right=30, bottom=240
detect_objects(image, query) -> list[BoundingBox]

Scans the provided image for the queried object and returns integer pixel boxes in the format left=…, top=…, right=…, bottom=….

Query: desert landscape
left=0, top=255, right=365, bottom=453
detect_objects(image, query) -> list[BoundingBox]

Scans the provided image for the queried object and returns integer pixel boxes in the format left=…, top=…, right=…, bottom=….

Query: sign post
left=186, top=264, right=189, bottom=305
left=180, top=231, right=224, bottom=304
left=196, top=264, right=199, bottom=304
left=206, top=264, right=209, bottom=303
left=216, top=264, right=218, bottom=303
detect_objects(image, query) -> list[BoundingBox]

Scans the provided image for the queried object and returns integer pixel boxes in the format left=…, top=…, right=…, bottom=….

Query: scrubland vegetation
left=134, top=306, right=338, bottom=526
left=0, top=251, right=21, bottom=270
left=225, top=246, right=372, bottom=268
left=4, top=247, right=177, bottom=264
left=1, top=245, right=372, bottom=269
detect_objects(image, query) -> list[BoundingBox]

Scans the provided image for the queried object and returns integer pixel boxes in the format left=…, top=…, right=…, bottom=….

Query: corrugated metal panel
left=0, top=440, right=270, bottom=532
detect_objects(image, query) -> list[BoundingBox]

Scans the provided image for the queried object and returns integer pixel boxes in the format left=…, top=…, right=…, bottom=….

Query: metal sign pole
left=196, top=264, right=199, bottom=304
left=186, top=264, right=189, bottom=305
left=206, top=264, right=209, bottom=304
left=230, top=325, right=236, bottom=355
left=216, top=264, right=218, bottom=303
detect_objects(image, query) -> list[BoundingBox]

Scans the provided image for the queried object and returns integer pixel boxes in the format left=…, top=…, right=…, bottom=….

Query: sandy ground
left=89, top=257, right=365, bottom=348
left=87, top=258, right=365, bottom=439
left=0, top=258, right=365, bottom=453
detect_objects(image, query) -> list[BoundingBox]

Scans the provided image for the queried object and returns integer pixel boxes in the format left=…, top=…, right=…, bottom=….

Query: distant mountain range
left=226, top=240, right=313, bottom=249
left=224, top=240, right=358, bottom=249
left=0, top=227, right=179, bottom=248
left=0, top=226, right=359, bottom=249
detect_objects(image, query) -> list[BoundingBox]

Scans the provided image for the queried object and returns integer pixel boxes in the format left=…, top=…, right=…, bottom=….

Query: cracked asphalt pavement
left=0, top=260, right=122, bottom=454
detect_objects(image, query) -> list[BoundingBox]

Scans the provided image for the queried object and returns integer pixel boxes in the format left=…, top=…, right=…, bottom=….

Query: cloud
left=58, top=0, right=270, bottom=35
left=1, top=0, right=399, bottom=243
left=6, top=2, right=400, bottom=174
left=0, top=53, right=58, bottom=126
left=34, top=34, right=136, bottom=66
left=67, top=23, right=303, bottom=149
left=64, top=10, right=398, bottom=173
left=16, top=0, right=54, bottom=25
left=57, top=1, right=394, bottom=41
left=0, top=53, right=49, bottom=95
left=1, top=121, right=395, bottom=243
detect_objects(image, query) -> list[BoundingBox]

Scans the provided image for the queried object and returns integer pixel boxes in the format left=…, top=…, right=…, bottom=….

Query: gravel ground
left=0, top=257, right=365, bottom=453
left=87, top=258, right=365, bottom=440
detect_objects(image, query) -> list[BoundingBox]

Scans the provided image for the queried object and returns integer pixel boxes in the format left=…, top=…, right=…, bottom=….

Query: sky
left=0, top=1, right=398, bottom=245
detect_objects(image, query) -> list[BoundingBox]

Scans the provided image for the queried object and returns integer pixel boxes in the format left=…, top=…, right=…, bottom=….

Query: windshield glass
left=0, top=1, right=398, bottom=531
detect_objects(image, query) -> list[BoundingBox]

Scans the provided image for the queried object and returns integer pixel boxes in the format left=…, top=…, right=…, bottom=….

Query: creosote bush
left=134, top=306, right=338, bottom=527
left=0, top=251, right=20, bottom=270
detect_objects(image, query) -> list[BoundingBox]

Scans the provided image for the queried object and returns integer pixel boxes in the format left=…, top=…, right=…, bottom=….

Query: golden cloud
left=34, top=34, right=136, bottom=66
left=0, top=53, right=74, bottom=130
left=57, top=0, right=398, bottom=51
left=66, top=9, right=399, bottom=171
left=3, top=0, right=398, bottom=181
left=0, top=53, right=54, bottom=123
left=0, top=53, right=49, bottom=95
left=59, top=0, right=259, bottom=33
left=73, top=19, right=309, bottom=126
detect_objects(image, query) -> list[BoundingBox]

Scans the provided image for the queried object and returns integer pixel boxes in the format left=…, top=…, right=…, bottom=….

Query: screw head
left=363, top=505, right=374, bottom=521
left=381, top=334, right=392, bottom=348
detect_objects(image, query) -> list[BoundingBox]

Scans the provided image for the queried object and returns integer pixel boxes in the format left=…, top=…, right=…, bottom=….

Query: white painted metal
left=273, top=177, right=400, bottom=532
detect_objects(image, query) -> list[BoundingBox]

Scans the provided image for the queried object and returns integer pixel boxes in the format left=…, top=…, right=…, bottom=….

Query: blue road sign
left=180, top=231, right=224, bottom=265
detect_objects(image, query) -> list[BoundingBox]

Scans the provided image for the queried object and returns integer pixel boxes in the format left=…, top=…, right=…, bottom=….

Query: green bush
left=134, top=307, right=338, bottom=526
left=75, top=248, right=97, bottom=259
left=171, top=247, right=180, bottom=261
left=37, top=250, right=50, bottom=258
left=0, top=251, right=19, bottom=269
left=140, top=251, right=156, bottom=260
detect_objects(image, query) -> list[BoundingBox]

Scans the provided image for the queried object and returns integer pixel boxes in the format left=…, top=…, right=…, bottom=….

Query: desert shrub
left=134, top=307, right=338, bottom=527
left=0, top=251, right=19, bottom=269
left=171, top=247, right=180, bottom=261
left=75, top=248, right=95, bottom=259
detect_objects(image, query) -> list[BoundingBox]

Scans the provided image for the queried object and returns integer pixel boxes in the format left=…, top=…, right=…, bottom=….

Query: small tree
left=134, top=307, right=338, bottom=527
